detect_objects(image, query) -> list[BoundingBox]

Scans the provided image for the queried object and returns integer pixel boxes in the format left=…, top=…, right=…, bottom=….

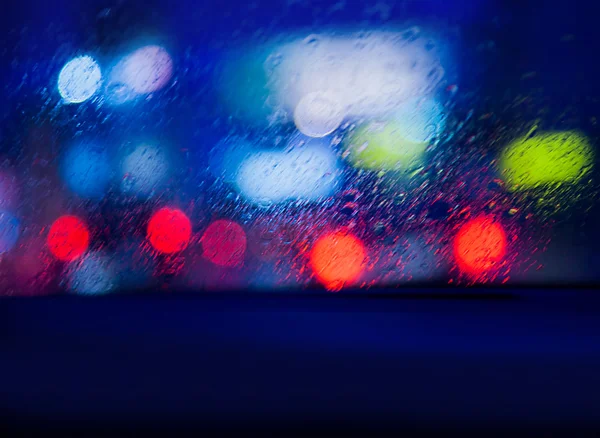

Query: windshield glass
left=0, top=0, right=598, bottom=295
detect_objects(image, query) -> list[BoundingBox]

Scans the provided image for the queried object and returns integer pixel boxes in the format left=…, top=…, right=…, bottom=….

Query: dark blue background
left=2, top=291, right=600, bottom=434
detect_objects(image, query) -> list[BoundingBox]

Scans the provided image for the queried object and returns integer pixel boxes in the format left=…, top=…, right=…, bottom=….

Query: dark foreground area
left=1, top=289, right=600, bottom=436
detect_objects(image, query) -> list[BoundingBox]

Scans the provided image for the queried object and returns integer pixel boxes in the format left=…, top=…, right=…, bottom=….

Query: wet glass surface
left=1, top=0, right=599, bottom=295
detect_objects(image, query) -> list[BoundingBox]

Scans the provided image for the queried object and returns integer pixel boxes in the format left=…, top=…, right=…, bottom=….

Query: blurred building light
left=268, top=30, right=445, bottom=120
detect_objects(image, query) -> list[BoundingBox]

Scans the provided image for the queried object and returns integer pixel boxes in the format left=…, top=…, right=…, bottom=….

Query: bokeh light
left=293, top=91, right=345, bottom=138
left=147, top=208, right=192, bottom=254
left=47, top=215, right=90, bottom=262
left=120, top=45, right=173, bottom=94
left=268, top=30, right=445, bottom=120
left=0, top=211, right=21, bottom=254
left=120, top=145, right=170, bottom=199
left=500, top=131, right=594, bottom=190
left=393, top=97, right=447, bottom=143
left=453, top=216, right=507, bottom=275
left=201, top=220, right=247, bottom=267
left=310, top=231, right=366, bottom=290
left=345, top=120, right=428, bottom=171
left=236, top=137, right=341, bottom=204
left=208, top=136, right=256, bottom=183
left=61, top=141, right=112, bottom=200
left=58, top=55, right=102, bottom=104
left=67, top=252, right=115, bottom=295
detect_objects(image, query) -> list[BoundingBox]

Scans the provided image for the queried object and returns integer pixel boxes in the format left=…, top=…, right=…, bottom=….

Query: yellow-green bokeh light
left=500, top=131, right=594, bottom=191
left=345, top=121, right=428, bottom=172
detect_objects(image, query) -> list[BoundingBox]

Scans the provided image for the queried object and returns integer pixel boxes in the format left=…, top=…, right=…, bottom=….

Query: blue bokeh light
left=0, top=211, right=21, bottom=254
left=394, top=97, right=447, bottom=143
left=61, top=142, right=112, bottom=200
left=67, top=252, right=115, bottom=295
left=57, top=56, right=102, bottom=104
left=120, top=144, right=170, bottom=199
left=236, top=137, right=341, bottom=205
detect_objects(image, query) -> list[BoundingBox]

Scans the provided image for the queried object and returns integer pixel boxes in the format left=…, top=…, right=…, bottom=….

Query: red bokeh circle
left=453, top=216, right=507, bottom=275
left=147, top=208, right=192, bottom=254
left=310, top=231, right=366, bottom=290
left=201, top=220, right=247, bottom=267
left=47, top=215, right=90, bottom=262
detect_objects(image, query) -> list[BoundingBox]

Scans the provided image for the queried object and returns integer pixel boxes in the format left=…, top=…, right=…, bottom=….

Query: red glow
left=47, top=215, right=90, bottom=261
left=147, top=208, right=192, bottom=254
left=310, top=231, right=366, bottom=290
left=453, top=216, right=507, bottom=275
left=201, top=220, right=247, bottom=267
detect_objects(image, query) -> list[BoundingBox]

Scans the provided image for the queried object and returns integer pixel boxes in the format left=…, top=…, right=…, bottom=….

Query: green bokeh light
left=345, top=121, right=428, bottom=172
left=500, top=131, right=594, bottom=191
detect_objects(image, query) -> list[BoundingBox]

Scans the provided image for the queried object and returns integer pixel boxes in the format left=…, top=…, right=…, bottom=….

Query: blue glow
left=103, top=46, right=173, bottom=105
left=218, top=46, right=275, bottom=123
left=394, top=97, right=447, bottom=143
left=67, top=252, right=115, bottom=295
left=61, top=142, right=112, bottom=200
left=236, top=137, right=341, bottom=204
left=120, top=45, right=173, bottom=94
left=120, top=145, right=170, bottom=199
left=58, top=56, right=102, bottom=104
left=0, top=211, right=21, bottom=254
left=209, top=137, right=256, bottom=183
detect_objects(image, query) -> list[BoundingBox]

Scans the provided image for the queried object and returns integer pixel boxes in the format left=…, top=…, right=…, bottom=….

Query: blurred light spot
left=47, top=215, right=90, bottom=262
left=345, top=120, right=427, bottom=171
left=293, top=91, right=345, bottom=137
left=147, top=208, right=192, bottom=254
left=121, top=145, right=170, bottom=199
left=269, top=30, right=445, bottom=120
left=103, top=75, right=137, bottom=105
left=208, top=137, right=256, bottom=183
left=120, top=45, right=173, bottom=94
left=236, top=137, right=340, bottom=204
left=453, top=216, right=507, bottom=275
left=394, top=97, right=446, bottom=143
left=500, top=131, right=593, bottom=190
left=201, top=220, right=247, bottom=267
left=219, top=47, right=274, bottom=122
left=67, top=252, right=115, bottom=295
left=0, top=211, right=21, bottom=253
left=310, top=231, right=366, bottom=290
left=58, top=56, right=102, bottom=104
left=61, top=142, right=111, bottom=199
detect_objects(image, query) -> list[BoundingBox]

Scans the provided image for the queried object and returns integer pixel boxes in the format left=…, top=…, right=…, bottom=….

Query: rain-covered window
left=0, top=0, right=598, bottom=295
